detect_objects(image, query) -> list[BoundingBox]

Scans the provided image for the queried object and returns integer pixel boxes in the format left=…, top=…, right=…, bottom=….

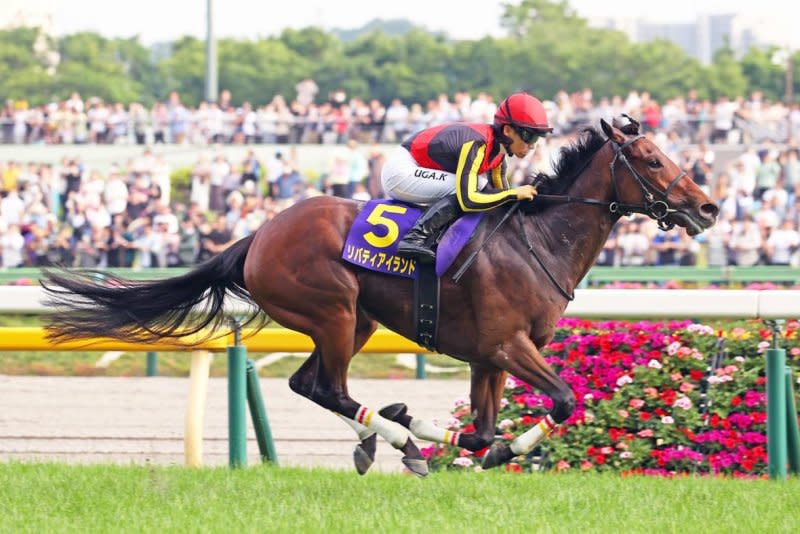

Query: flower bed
left=424, top=319, right=800, bottom=477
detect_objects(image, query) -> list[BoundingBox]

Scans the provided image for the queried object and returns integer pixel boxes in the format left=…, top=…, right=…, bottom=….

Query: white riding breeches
left=381, top=148, right=467, bottom=206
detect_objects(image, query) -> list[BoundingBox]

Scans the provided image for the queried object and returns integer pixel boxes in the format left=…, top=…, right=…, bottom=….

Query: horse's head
left=600, top=117, right=718, bottom=235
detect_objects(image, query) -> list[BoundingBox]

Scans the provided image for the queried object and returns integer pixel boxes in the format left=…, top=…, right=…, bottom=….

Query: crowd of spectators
left=0, top=84, right=798, bottom=271
left=4, top=84, right=800, bottom=147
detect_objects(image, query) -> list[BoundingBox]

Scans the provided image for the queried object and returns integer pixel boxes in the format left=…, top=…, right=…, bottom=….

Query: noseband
left=608, top=134, right=687, bottom=231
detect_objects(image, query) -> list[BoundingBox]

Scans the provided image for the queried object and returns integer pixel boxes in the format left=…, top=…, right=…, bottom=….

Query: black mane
left=531, top=127, right=608, bottom=196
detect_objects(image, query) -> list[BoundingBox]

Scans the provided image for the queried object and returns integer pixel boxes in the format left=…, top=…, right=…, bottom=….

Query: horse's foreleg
left=481, top=331, right=575, bottom=470
left=380, top=363, right=506, bottom=454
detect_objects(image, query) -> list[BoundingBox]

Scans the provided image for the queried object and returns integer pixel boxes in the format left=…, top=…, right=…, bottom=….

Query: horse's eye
left=648, top=159, right=662, bottom=169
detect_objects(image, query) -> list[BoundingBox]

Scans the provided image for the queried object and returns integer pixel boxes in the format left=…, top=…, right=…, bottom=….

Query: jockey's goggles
left=514, top=126, right=543, bottom=145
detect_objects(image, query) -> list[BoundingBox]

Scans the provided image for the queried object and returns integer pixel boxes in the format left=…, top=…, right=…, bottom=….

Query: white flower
left=453, top=397, right=469, bottom=408
left=757, top=341, right=770, bottom=354
left=734, top=356, right=745, bottom=363
left=505, top=377, right=518, bottom=389
left=500, top=398, right=509, bottom=409
left=498, top=418, right=515, bottom=430
left=616, top=375, right=633, bottom=387
left=708, top=376, right=721, bottom=385
left=661, top=416, right=674, bottom=424
left=619, top=451, right=632, bottom=459
left=667, top=341, right=681, bottom=355
left=673, top=396, right=692, bottom=410
left=452, top=457, right=473, bottom=467
left=584, top=393, right=594, bottom=401
left=648, top=359, right=663, bottom=369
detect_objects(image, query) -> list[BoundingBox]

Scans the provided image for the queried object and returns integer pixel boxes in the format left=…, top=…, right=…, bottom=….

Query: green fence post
left=416, top=354, right=427, bottom=380
left=146, top=352, right=158, bottom=377
left=766, top=347, right=788, bottom=480
left=785, top=366, right=800, bottom=475
left=246, top=359, right=278, bottom=465
left=228, top=343, right=248, bottom=468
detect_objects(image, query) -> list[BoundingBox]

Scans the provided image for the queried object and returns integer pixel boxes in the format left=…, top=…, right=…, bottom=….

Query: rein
left=517, top=132, right=689, bottom=301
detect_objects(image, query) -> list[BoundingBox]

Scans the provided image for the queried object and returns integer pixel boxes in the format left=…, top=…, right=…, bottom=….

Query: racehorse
left=42, top=118, right=718, bottom=476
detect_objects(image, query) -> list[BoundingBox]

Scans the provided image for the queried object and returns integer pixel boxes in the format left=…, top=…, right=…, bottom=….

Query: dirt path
left=0, top=375, right=469, bottom=472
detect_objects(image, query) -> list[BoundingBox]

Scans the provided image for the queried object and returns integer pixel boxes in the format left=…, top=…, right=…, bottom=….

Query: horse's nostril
left=700, top=203, right=719, bottom=219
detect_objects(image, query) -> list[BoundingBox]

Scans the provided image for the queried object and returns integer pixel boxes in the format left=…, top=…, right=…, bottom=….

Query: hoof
left=401, top=457, right=429, bottom=478
left=353, top=434, right=377, bottom=475
left=379, top=403, right=408, bottom=423
left=399, top=437, right=428, bottom=477
left=481, top=442, right=516, bottom=470
left=353, top=444, right=374, bottom=476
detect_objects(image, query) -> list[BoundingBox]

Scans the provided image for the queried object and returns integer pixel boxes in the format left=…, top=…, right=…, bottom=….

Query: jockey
left=381, top=92, right=552, bottom=263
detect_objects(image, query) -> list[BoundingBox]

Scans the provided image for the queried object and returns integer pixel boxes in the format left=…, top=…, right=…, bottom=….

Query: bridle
left=607, top=134, right=687, bottom=231
left=535, top=134, right=688, bottom=231
left=516, top=132, right=689, bottom=301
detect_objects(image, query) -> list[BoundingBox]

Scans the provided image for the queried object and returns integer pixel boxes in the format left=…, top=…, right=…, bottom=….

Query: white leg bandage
left=409, top=419, right=461, bottom=446
left=509, top=415, right=557, bottom=455
left=354, top=406, right=409, bottom=448
left=336, top=413, right=376, bottom=441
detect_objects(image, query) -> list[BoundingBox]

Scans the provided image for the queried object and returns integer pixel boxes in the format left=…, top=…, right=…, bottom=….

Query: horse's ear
left=600, top=118, right=626, bottom=145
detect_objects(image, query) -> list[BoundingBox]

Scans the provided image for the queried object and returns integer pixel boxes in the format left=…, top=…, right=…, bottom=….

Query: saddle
left=342, top=199, right=486, bottom=351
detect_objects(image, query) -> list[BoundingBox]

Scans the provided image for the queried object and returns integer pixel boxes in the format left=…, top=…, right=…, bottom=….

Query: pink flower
left=637, top=429, right=654, bottom=438
left=580, top=460, right=593, bottom=471
left=671, top=372, right=683, bottom=381
left=620, top=451, right=633, bottom=459
left=674, top=396, right=692, bottom=410
left=667, top=342, right=681, bottom=355
left=556, top=460, right=571, bottom=471
left=679, top=382, right=694, bottom=393
left=616, top=375, right=633, bottom=387
left=618, top=409, right=629, bottom=419
left=600, top=446, right=614, bottom=455
left=452, top=457, right=473, bottom=467
left=629, top=398, right=645, bottom=409
left=757, top=341, right=770, bottom=354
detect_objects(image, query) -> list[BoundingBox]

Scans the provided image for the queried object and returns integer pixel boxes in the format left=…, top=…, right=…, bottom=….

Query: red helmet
left=494, top=92, right=552, bottom=133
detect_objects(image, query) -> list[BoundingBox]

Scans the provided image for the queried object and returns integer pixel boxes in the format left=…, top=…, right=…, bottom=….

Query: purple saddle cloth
left=342, top=199, right=485, bottom=279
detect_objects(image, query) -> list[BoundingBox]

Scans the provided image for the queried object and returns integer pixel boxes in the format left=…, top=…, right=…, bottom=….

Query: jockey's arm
left=455, top=141, right=520, bottom=212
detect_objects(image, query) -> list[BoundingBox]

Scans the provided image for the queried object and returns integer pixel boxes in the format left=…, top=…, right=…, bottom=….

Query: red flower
left=608, top=427, right=625, bottom=442
left=595, top=454, right=606, bottom=465
left=690, top=370, right=705, bottom=381
left=660, top=388, right=677, bottom=405
left=639, top=411, right=652, bottom=421
left=505, top=463, right=523, bottom=474
left=521, top=415, right=536, bottom=426
left=731, top=396, right=742, bottom=407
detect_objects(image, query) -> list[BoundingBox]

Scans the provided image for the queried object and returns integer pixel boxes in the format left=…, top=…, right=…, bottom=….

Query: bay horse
left=42, top=118, right=718, bottom=476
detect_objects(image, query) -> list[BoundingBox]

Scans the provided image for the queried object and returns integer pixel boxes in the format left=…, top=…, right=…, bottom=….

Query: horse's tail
left=42, top=233, right=264, bottom=343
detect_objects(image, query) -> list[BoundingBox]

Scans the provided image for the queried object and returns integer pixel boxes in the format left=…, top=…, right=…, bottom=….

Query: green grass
left=1, top=463, right=798, bottom=533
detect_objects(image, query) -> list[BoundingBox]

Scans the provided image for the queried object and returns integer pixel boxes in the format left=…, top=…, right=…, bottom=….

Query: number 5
left=363, top=204, right=408, bottom=248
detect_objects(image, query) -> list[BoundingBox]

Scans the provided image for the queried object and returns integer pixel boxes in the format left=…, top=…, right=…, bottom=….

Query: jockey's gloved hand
left=516, top=185, right=538, bottom=201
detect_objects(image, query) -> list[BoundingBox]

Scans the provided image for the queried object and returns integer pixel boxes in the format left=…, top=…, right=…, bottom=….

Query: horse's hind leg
left=288, top=306, right=427, bottom=476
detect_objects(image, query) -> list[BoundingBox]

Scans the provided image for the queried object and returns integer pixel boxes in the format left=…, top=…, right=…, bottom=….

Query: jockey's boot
left=396, top=194, right=461, bottom=264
